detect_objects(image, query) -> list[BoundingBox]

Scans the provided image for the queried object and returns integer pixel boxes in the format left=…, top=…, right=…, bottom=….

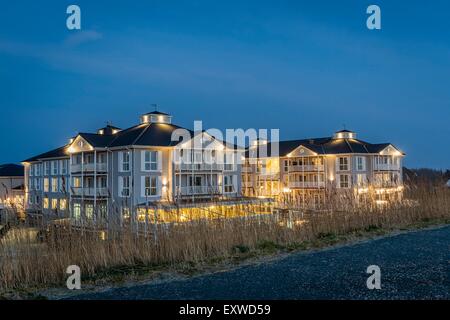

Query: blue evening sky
left=0, top=1, right=449, bottom=169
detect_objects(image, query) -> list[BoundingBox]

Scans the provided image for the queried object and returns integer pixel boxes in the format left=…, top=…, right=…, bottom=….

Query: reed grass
left=0, top=185, right=448, bottom=291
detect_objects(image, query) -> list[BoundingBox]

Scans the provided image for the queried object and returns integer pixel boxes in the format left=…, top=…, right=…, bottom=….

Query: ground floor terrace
left=56, top=197, right=275, bottom=228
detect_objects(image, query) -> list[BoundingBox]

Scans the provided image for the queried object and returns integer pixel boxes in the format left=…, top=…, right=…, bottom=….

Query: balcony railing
left=242, top=166, right=253, bottom=173
left=373, top=182, right=401, bottom=188
left=373, top=164, right=400, bottom=171
left=289, top=181, right=325, bottom=188
left=175, top=163, right=225, bottom=171
left=177, top=186, right=222, bottom=195
left=71, top=163, right=107, bottom=173
left=288, top=164, right=324, bottom=172
left=72, top=187, right=109, bottom=197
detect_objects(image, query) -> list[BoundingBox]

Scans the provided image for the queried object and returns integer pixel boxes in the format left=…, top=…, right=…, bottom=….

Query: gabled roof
left=23, top=145, right=70, bottom=162
left=0, top=164, right=24, bottom=177
left=246, top=137, right=404, bottom=158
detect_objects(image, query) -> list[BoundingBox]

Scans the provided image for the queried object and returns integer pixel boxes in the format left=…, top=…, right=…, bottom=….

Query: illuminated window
left=85, top=204, right=94, bottom=219
left=43, top=178, right=49, bottom=192
left=356, top=174, right=367, bottom=187
left=73, top=203, right=81, bottom=220
left=51, top=177, right=58, bottom=192
left=43, top=197, right=49, bottom=209
left=73, top=177, right=81, bottom=188
left=122, top=207, right=130, bottom=220
left=51, top=198, right=58, bottom=209
left=60, top=199, right=67, bottom=210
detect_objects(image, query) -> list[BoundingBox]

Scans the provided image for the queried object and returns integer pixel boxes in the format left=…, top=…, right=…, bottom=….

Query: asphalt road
left=71, top=225, right=450, bottom=300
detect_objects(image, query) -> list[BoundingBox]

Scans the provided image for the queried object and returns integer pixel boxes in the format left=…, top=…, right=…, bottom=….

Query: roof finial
left=151, top=103, right=158, bottom=112
left=343, top=123, right=346, bottom=130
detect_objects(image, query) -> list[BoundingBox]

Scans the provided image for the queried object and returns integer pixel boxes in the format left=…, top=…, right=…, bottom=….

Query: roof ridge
left=132, top=123, right=151, bottom=145
left=344, top=139, right=354, bottom=153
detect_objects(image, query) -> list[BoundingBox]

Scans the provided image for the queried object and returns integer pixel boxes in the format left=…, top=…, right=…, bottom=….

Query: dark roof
left=336, top=129, right=354, bottom=133
left=246, top=137, right=403, bottom=158
left=79, top=133, right=117, bottom=148
left=0, top=164, right=24, bottom=177
left=12, top=184, right=25, bottom=191
left=108, top=123, right=192, bottom=148
left=23, top=145, right=70, bottom=162
left=143, top=111, right=171, bottom=116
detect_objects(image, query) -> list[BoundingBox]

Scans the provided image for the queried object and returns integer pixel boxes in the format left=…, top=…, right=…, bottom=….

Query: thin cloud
left=63, top=30, right=103, bottom=47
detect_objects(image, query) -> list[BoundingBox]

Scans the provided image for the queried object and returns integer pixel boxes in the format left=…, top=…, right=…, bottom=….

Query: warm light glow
left=282, top=187, right=291, bottom=193
left=158, top=115, right=164, bottom=122
left=68, top=146, right=76, bottom=153
left=98, top=129, right=104, bottom=135
left=112, top=129, right=120, bottom=134
left=357, top=187, right=369, bottom=194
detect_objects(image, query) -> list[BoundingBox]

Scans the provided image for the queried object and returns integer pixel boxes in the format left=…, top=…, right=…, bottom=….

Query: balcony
left=373, top=182, right=402, bottom=188
left=176, top=186, right=223, bottom=196
left=288, top=164, right=324, bottom=172
left=289, top=181, right=325, bottom=188
left=72, top=187, right=109, bottom=197
left=373, top=164, right=400, bottom=171
left=71, top=163, right=107, bottom=173
left=176, top=163, right=230, bottom=171
left=242, top=166, right=253, bottom=173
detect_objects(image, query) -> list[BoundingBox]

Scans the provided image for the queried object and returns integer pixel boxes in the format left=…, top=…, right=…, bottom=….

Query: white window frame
left=142, top=150, right=159, bottom=172
left=43, top=178, right=49, bottom=192
left=60, top=159, right=68, bottom=175
left=339, top=174, right=350, bottom=188
left=337, top=157, right=349, bottom=171
left=35, top=163, right=41, bottom=176
left=51, top=161, right=58, bottom=175
left=43, top=197, right=49, bottom=209
left=73, top=203, right=81, bottom=220
left=60, top=199, right=67, bottom=210
left=356, top=173, right=367, bottom=187
left=356, top=156, right=366, bottom=171
left=224, top=175, right=235, bottom=193
left=119, top=176, right=130, bottom=197
left=142, top=176, right=159, bottom=197
left=44, top=162, right=50, bottom=176
left=119, top=151, right=131, bottom=172
left=51, top=177, right=58, bottom=193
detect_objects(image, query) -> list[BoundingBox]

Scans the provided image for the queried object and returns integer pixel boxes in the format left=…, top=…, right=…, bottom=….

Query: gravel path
left=70, top=225, right=450, bottom=300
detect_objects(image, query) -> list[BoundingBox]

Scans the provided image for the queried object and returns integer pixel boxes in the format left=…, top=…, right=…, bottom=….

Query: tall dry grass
left=0, top=185, right=449, bottom=291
